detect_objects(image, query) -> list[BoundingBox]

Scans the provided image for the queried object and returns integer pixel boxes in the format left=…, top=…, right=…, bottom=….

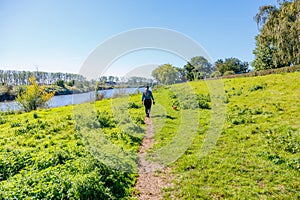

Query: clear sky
left=0, top=0, right=277, bottom=77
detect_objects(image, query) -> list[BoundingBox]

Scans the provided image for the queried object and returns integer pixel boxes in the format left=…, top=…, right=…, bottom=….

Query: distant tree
left=213, top=58, right=249, bottom=75
left=253, top=0, right=299, bottom=70
left=213, top=59, right=224, bottom=72
left=16, top=76, right=54, bottom=112
left=176, top=67, right=187, bottom=82
left=183, top=62, right=195, bottom=81
left=108, top=76, right=115, bottom=84
left=66, top=80, right=75, bottom=87
left=152, top=64, right=178, bottom=85
left=55, top=79, right=65, bottom=88
left=184, top=56, right=212, bottom=80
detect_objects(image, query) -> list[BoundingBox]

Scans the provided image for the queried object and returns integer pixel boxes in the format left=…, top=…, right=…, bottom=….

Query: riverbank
left=0, top=94, right=146, bottom=199
left=0, top=87, right=143, bottom=112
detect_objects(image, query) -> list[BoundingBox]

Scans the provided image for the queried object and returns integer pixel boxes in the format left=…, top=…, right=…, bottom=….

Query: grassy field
left=0, top=72, right=299, bottom=199
left=0, top=94, right=145, bottom=199
left=150, top=72, right=300, bottom=199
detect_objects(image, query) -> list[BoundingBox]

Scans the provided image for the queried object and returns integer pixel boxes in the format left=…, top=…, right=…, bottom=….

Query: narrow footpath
left=135, top=118, right=174, bottom=200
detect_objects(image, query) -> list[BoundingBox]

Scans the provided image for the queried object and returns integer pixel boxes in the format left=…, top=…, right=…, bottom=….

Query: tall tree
left=253, top=0, right=299, bottom=70
left=152, top=64, right=179, bottom=85
left=184, top=56, right=212, bottom=80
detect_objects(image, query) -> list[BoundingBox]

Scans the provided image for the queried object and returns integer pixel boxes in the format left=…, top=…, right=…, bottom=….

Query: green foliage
left=213, top=58, right=249, bottom=75
left=184, top=56, right=213, bottom=81
left=16, top=76, right=54, bottom=112
left=253, top=0, right=300, bottom=70
left=197, top=94, right=211, bottom=109
left=0, top=115, right=6, bottom=125
left=223, top=70, right=235, bottom=76
left=152, top=64, right=179, bottom=85
left=221, top=65, right=300, bottom=79
left=210, top=70, right=221, bottom=78
left=55, top=79, right=65, bottom=88
left=128, top=102, right=141, bottom=109
left=0, top=94, right=145, bottom=199
left=66, top=79, right=75, bottom=87
left=248, top=84, right=266, bottom=92
left=33, top=112, right=38, bottom=118
left=96, top=110, right=116, bottom=128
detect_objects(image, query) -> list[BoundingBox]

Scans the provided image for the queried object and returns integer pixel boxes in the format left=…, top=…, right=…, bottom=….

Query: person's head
left=145, top=86, right=149, bottom=91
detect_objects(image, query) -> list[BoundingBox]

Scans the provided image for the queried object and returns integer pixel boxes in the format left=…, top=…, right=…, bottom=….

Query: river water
left=0, top=88, right=143, bottom=112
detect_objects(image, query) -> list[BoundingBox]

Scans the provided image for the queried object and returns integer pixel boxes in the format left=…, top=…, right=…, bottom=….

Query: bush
left=0, top=116, right=6, bottom=125
left=96, top=110, right=115, bottom=128
left=210, top=71, right=222, bottom=78
left=249, top=84, right=266, bottom=92
left=55, top=79, right=65, bottom=88
left=128, top=102, right=141, bottom=109
left=223, top=71, right=235, bottom=76
left=197, top=94, right=211, bottom=109
left=221, top=65, right=300, bottom=79
left=16, top=77, right=54, bottom=112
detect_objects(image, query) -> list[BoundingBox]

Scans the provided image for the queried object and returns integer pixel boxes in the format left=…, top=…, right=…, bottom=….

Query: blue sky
left=0, top=0, right=277, bottom=77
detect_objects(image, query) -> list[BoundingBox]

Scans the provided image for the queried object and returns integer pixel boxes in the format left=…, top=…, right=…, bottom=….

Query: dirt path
left=135, top=117, right=173, bottom=200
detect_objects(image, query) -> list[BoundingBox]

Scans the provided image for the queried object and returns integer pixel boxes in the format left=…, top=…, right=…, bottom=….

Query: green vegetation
left=1, top=72, right=299, bottom=199
left=16, top=77, right=54, bottom=112
left=0, top=93, right=145, bottom=199
left=214, top=58, right=249, bottom=76
left=184, top=56, right=213, bottom=80
left=149, top=72, right=300, bottom=199
left=253, top=0, right=300, bottom=69
left=152, top=64, right=179, bottom=85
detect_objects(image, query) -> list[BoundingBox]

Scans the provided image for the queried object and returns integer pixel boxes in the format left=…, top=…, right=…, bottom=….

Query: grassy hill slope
left=150, top=72, right=299, bottom=199
left=0, top=72, right=299, bottom=199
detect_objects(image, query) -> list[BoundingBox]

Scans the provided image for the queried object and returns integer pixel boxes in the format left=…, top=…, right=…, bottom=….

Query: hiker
left=142, top=86, right=155, bottom=118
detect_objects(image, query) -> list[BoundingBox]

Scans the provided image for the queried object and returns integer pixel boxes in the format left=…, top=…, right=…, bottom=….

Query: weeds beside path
left=135, top=117, right=174, bottom=200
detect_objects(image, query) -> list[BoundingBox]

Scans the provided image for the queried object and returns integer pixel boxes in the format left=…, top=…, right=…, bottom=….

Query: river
left=0, top=87, right=143, bottom=112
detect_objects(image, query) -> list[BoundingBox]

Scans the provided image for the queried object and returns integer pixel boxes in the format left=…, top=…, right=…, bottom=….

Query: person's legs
left=144, top=99, right=152, bottom=117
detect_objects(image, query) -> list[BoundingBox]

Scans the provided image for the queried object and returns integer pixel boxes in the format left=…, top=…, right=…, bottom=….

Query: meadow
left=150, top=72, right=300, bottom=199
left=0, top=94, right=145, bottom=199
left=0, top=72, right=299, bottom=199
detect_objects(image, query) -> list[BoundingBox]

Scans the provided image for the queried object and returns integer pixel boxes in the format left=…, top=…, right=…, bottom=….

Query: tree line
left=0, top=70, right=86, bottom=86
left=152, top=0, right=299, bottom=85
left=152, top=56, right=250, bottom=85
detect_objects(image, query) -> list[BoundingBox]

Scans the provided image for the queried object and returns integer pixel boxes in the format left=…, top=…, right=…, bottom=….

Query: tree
left=55, top=79, right=65, bottom=88
left=183, top=62, right=195, bottom=81
left=184, top=56, right=212, bottom=80
left=152, top=64, right=179, bottom=85
left=176, top=67, right=187, bottom=82
left=213, top=58, right=249, bottom=75
left=253, top=0, right=300, bottom=70
left=16, top=76, right=54, bottom=112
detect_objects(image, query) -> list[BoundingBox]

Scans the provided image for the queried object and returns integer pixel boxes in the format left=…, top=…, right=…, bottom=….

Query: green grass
left=150, top=73, right=300, bottom=199
left=0, top=94, right=145, bottom=199
left=0, top=72, right=299, bottom=199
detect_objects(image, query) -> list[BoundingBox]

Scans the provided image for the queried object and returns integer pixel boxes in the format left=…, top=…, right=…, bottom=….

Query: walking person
left=142, top=86, right=155, bottom=118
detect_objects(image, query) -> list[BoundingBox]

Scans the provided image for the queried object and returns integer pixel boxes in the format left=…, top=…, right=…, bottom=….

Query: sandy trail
left=135, top=117, right=173, bottom=200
